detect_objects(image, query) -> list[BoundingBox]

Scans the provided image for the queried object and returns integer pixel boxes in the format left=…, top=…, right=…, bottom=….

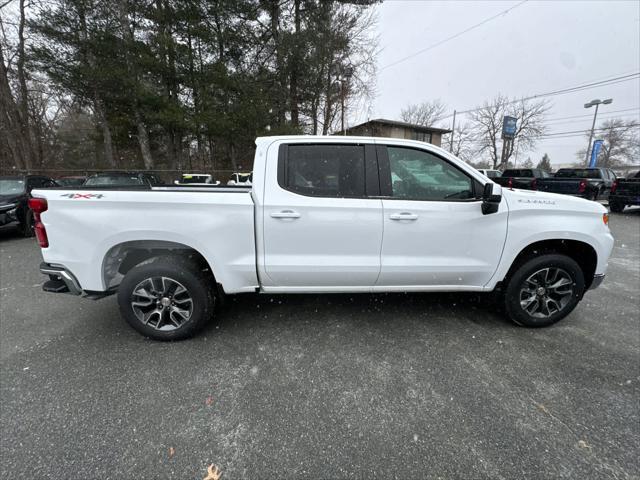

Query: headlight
left=0, top=203, right=18, bottom=212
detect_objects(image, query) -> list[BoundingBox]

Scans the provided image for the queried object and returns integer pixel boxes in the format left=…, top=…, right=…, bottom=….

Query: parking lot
left=1, top=209, right=638, bottom=479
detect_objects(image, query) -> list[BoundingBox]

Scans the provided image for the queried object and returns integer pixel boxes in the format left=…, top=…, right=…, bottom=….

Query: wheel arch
left=501, top=239, right=598, bottom=290
left=102, top=240, right=218, bottom=291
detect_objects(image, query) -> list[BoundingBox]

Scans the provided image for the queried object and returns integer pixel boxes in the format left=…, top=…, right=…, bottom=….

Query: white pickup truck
left=30, top=136, right=614, bottom=340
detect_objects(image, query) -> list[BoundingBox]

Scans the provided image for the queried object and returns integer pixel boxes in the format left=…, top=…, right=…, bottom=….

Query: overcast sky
left=366, top=0, right=640, bottom=166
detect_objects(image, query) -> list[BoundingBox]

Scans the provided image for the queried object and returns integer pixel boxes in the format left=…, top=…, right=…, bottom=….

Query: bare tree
left=400, top=99, right=446, bottom=127
left=575, top=118, right=640, bottom=167
left=469, top=94, right=549, bottom=169
left=442, top=122, right=474, bottom=162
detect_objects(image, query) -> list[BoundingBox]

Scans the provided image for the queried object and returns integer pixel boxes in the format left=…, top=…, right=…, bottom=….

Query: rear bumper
left=40, top=262, right=83, bottom=295
left=589, top=273, right=606, bottom=290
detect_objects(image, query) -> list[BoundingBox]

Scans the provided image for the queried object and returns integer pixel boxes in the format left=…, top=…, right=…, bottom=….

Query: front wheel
left=504, top=254, right=585, bottom=328
left=117, top=256, right=214, bottom=340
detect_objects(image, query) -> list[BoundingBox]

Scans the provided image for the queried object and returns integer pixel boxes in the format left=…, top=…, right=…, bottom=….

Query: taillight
left=603, top=213, right=609, bottom=226
left=508, top=178, right=513, bottom=188
left=578, top=180, right=587, bottom=193
left=28, top=197, right=49, bottom=248
left=611, top=180, right=618, bottom=194
left=531, top=178, right=538, bottom=190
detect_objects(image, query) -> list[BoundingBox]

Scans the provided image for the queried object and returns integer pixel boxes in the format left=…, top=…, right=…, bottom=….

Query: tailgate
left=537, top=179, right=581, bottom=194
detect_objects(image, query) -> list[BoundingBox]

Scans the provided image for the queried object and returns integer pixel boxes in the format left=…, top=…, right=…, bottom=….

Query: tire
left=18, top=209, right=35, bottom=237
left=504, top=254, right=585, bottom=328
left=117, top=256, right=214, bottom=340
left=609, top=201, right=624, bottom=213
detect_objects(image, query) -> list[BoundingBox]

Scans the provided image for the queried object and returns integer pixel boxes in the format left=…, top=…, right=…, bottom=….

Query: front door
left=262, top=142, right=383, bottom=288
left=376, top=144, right=507, bottom=288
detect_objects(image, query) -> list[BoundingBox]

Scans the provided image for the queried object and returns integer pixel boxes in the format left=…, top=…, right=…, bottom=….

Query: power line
left=444, top=73, right=640, bottom=119
left=541, top=123, right=640, bottom=137
left=546, top=107, right=640, bottom=122
left=546, top=112, right=640, bottom=126
left=379, top=0, right=528, bottom=72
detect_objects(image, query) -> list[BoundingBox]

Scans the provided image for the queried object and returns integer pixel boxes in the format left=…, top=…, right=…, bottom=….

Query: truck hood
left=502, top=188, right=607, bottom=214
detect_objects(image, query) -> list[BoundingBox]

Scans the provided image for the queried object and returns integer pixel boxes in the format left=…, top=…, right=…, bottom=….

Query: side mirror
left=482, top=182, right=502, bottom=215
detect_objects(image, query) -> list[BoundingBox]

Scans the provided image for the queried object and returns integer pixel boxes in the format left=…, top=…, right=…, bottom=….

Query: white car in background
left=174, top=173, right=220, bottom=186
left=477, top=169, right=502, bottom=179
left=227, top=172, right=252, bottom=186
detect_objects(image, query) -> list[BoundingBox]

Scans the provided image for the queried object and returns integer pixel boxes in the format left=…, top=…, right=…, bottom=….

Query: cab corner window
left=386, top=146, right=474, bottom=201
left=281, top=144, right=365, bottom=198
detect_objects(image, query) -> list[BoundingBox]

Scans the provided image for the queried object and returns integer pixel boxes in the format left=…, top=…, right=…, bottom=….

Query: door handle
left=270, top=210, right=301, bottom=219
left=389, top=212, right=418, bottom=221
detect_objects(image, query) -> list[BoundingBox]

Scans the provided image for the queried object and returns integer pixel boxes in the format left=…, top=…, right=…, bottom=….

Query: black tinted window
left=502, top=169, right=533, bottom=177
left=282, top=145, right=365, bottom=197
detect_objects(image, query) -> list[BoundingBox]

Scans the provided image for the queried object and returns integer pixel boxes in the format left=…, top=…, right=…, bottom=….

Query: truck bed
left=32, top=187, right=258, bottom=293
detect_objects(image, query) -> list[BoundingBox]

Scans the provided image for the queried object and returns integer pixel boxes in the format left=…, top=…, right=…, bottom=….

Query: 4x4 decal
left=60, top=193, right=104, bottom=199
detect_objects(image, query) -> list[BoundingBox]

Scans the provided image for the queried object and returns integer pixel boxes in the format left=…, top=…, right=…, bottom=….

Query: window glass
left=387, top=147, right=474, bottom=201
left=411, top=131, right=431, bottom=143
left=502, top=169, right=533, bottom=177
left=284, top=145, right=365, bottom=197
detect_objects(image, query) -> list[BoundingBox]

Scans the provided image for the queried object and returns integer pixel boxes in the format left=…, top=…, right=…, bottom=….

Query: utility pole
left=449, top=110, right=456, bottom=152
left=584, top=98, right=612, bottom=164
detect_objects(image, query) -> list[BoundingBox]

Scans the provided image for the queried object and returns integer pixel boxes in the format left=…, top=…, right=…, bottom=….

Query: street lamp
left=584, top=98, right=612, bottom=164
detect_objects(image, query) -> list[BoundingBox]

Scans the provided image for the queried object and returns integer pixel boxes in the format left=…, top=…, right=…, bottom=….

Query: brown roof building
left=336, top=118, right=451, bottom=147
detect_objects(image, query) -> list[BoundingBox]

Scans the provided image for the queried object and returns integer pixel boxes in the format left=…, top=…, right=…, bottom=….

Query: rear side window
left=279, top=144, right=365, bottom=197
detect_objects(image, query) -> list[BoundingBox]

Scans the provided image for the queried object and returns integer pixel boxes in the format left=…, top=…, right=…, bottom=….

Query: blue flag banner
left=589, top=139, right=604, bottom=168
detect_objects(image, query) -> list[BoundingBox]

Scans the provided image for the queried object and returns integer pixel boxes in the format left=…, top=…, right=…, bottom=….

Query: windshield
left=57, top=178, right=85, bottom=187
left=0, top=179, right=26, bottom=195
left=554, top=169, right=601, bottom=179
left=84, top=176, right=144, bottom=186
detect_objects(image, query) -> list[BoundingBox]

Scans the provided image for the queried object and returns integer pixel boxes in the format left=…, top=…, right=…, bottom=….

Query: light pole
left=584, top=98, right=612, bottom=164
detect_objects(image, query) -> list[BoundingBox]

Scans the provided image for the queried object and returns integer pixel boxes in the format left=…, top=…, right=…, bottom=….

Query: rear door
left=375, top=143, right=507, bottom=289
left=261, top=142, right=383, bottom=288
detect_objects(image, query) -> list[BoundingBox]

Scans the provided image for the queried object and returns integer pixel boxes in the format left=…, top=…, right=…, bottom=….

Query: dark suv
left=0, top=175, right=58, bottom=236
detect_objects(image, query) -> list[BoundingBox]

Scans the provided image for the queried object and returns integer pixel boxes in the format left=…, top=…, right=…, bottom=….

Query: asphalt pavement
left=1, top=209, right=639, bottom=479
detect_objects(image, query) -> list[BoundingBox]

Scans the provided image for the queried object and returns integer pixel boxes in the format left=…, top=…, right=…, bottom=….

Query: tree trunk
left=17, top=0, right=35, bottom=167
left=0, top=47, right=29, bottom=170
left=289, top=0, right=301, bottom=128
left=135, top=111, right=153, bottom=170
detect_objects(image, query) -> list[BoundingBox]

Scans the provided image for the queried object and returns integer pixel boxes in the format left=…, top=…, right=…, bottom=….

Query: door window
left=280, top=144, right=365, bottom=198
left=386, top=147, right=475, bottom=201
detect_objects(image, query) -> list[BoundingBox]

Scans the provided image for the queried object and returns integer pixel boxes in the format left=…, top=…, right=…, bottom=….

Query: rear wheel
left=117, top=256, right=214, bottom=340
left=609, top=201, right=624, bottom=213
left=504, top=254, right=585, bottom=328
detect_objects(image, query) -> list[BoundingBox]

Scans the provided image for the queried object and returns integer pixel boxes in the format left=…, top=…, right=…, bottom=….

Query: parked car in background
left=537, top=167, right=616, bottom=201
left=31, top=136, right=613, bottom=340
left=56, top=176, right=87, bottom=187
left=477, top=169, right=502, bottom=179
left=0, top=175, right=57, bottom=236
left=494, top=168, right=551, bottom=190
left=609, top=170, right=640, bottom=213
left=227, top=172, right=253, bottom=185
left=174, top=173, right=220, bottom=186
left=83, top=172, right=157, bottom=188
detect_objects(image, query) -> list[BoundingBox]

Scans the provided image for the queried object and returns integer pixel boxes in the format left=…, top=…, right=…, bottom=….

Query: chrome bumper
left=40, top=262, right=82, bottom=295
left=589, top=274, right=606, bottom=290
